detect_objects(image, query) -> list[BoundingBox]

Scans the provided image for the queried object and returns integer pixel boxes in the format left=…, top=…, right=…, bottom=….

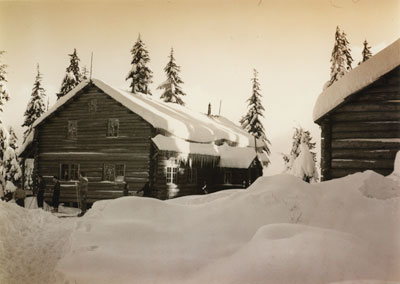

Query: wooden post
left=320, top=117, right=332, bottom=181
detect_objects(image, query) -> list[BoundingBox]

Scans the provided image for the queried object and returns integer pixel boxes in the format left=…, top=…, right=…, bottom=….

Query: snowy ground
left=1, top=170, right=399, bottom=284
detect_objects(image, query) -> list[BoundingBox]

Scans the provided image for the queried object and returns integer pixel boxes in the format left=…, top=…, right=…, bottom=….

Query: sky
left=0, top=0, right=399, bottom=175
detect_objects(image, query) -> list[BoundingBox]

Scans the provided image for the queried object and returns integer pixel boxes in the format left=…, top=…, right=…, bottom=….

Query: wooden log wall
left=37, top=85, right=152, bottom=203
left=152, top=154, right=202, bottom=199
left=152, top=152, right=263, bottom=199
left=324, top=67, right=400, bottom=179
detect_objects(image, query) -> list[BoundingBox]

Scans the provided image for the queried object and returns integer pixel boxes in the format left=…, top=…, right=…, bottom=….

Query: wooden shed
left=313, top=38, right=400, bottom=180
left=19, top=79, right=268, bottom=205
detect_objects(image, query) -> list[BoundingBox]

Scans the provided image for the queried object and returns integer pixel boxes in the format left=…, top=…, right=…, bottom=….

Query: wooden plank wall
left=38, top=85, right=152, bottom=204
left=326, top=67, right=400, bottom=179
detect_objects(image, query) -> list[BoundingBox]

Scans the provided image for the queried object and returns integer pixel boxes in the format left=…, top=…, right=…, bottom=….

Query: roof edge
left=313, top=38, right=400, bottom=123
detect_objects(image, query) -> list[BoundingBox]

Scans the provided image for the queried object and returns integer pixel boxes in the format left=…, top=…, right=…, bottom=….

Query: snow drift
left=1, top=169, right=399, bottom=284
left=57, top=171, right=400, bottom=284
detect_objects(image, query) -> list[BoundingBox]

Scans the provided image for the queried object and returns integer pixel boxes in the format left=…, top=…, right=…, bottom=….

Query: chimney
left=207, top=103, right=211, bottom=116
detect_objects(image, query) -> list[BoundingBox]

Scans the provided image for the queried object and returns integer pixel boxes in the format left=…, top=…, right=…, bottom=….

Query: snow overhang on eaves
left=152, top=134, right=260, bottom=169
left=313, top=38, right=400, bottom=123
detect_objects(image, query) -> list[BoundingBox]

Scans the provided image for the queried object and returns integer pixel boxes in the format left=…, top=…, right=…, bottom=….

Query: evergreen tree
left=126, top=35, right=153, bottom=95
left=57, top=48, right=82, bottom=99
left=283, top=127, right=318, bottom=183
left=158, top=48, right=186, bottom=105
left=328, top=26, right=353, bottom=86
left=22, top=64, right=46, bottom=140
left=8, top=127, right=18, bottom=152
left=0, top=120, right=8, bottom=162
left=0, top=120, right=9, bottom=192
left=0, top=51, right=10, bottom=113
left=3, top=125, right=21, bottom=190
left=2, top=143, right=22, bottom=191
left=359, top=39, right=372, bottom=64
left=341, top=30, right=353, bottom=71
left=240, top=69, right=271, bottom=155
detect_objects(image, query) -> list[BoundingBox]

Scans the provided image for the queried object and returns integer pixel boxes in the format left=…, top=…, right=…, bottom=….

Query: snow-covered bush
left=283, top=127, right=318, bottom=182
left=2, top=145, right=22, bottom=192
left=0, top=121, right=22, bottom=195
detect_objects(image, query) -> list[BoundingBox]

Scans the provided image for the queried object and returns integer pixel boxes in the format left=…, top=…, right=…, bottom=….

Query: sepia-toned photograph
left=0, top=0, right=399, bottom=283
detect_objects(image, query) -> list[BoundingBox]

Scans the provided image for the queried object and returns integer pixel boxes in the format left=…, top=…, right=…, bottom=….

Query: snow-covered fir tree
left=341, top=30, right=353, bottom=71
left=240, top=69, right=271, bottom=155
left=126, top=35, right=153, bottom=95
left=0, top=121, right=18, bottom=194
left=22, top=64, right=46, bottom=140
left=0, top=120, right=8, bottom=162
left=0, top=51, right=10, bottom=113
left=328, top=26, right=353, bottom=86
left=158, top=48, right=186, bottom=105
left=283, top=127, right=318, bottom=183
left=2, top=142, right=22, bottom=193
left=8, top=127, right=18, bottom=152
left=359, top=39, right=372, bottom=64
left=57, top=48, right=82, bottom=99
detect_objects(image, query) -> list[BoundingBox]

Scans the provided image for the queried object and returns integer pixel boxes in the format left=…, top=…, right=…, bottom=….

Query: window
left=224, top=171, right=232, bottom=184
left=166, top=167, right=178, bottom=184
left=103, top=163, right=125, bottom=181
left=115, top=164, right=125, bottom=182
left=107, top=118, right=119, bottom=137
left=67, top=120, right=77, bottom=140
left=88, top=99, right=98, bottom=113
left=60, top=163, right=80, bottom=181
left=187, top=168, right=197, bottom=184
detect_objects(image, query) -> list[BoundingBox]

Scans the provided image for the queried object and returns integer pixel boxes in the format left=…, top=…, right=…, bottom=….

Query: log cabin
left=313, top=38, right=400, bottom=181
left=19, top=79, right=269, bottom=205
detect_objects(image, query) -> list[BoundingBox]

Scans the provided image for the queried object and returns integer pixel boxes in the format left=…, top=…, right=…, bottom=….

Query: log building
left=19, top=79, right=268, bottom=205
left=313, top=38, right=400, bottom=180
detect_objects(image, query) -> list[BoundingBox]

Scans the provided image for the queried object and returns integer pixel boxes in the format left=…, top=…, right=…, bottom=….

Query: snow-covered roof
left=18, top=129, right=35, bottom=158
left=32, top=78, right=264, bottom=148
left=313, top=38, right=400, bottom=122
left=152, top=134, right=264, bottom=168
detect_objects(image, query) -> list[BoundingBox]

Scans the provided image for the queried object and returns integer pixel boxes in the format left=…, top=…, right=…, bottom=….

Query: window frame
left=107, top=118, right=119, bottom=137
left=59, top=163, right=80, bottom=181
left=88, top=98, right=98, bottom=113
left=166, top=166, right=178, bottom=184
left=103, top=163, right=125, bottom=182
left=67, top=120, right=78, bottom=140
left=223, top=170, right=232, bottom=185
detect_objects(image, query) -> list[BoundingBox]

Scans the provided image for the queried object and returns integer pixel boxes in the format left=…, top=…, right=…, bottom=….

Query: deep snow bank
left=57, top=171, right=400, bottom=284
left=0, top=202, right=75, bottom=284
